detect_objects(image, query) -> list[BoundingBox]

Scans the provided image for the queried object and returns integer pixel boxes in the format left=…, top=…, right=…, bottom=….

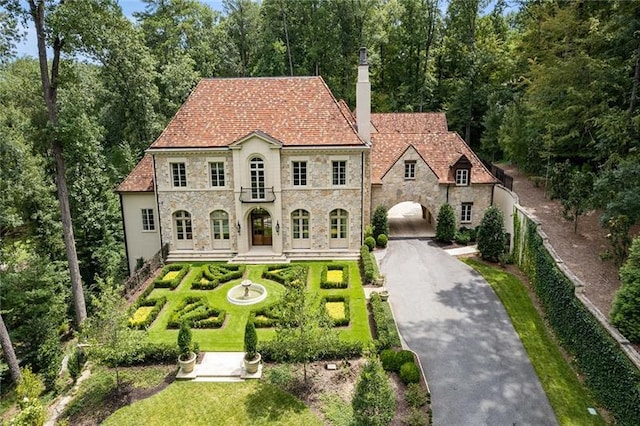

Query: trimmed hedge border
left=249, top=306, right=281, bottom=328
left=320, top=263, right=349, bottom=289
left=262, top=264, right=308, bottom=287
left=515, top=213, right=640, bottom=424
left=190, top=264, right=246, bottom=290
left=370, top=292, right=401, bottom=350
left=360, top=245, right=378, bottom=284
left=258, top=339, right=363, bottom=362
left=153, top=263, right=190, bottom=289
left=129, top=296, right=166, bottom=329
left=322, top=295, right=351, bottom=326
left=167, top=296, right=226, bottom=329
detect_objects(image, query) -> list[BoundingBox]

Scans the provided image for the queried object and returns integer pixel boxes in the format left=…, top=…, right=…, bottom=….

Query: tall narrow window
left=404, top=161, right=416, bottom=179
left=291, top=209, right=310, bottom=239
left=174, top=210, right=192, bottom=240
left=292, top=161, right=307, bottom=186
left=250, top=157, right=265, bottom=199
left=211, top=210, right=230, bottom=240
left=141, top=209, right=155, bottom=231
left=332, top=161, right=346, bottom=185
left=461, top=203, right=472, bottom=223
left=330, top=209, right=348, bottom=239
left=210, top=162, right=225, bottom=187
left=455, top=169, right=469, bottom=186
left=171, top=162, right=187, bottom=187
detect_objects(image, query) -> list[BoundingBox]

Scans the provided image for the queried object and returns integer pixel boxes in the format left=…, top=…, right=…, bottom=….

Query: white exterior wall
left=121, top=192, right=161, bottom=273
left=493, top=184, right=517, bottom=249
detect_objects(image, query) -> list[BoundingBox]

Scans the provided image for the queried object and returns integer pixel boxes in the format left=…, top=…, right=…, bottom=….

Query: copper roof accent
left=371, top=112, right=448, bottom=133
left=116, top=154, right=155, bottom=192
left=371, top=132, right=497, bottom=185
left=150, top=77, right=365, bottom=149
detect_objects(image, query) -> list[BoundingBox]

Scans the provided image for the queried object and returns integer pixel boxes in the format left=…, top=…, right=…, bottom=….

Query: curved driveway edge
left=378, top=239, right=557, bottom=426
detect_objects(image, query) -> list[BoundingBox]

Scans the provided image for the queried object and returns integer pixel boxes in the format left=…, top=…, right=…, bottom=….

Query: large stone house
left=117, top=51, right=497, bottom=273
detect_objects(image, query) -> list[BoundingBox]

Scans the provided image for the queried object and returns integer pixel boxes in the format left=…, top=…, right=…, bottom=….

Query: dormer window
left=455, top=169, right=469, bottom=186
left=452, top=154, right=472, bottom=186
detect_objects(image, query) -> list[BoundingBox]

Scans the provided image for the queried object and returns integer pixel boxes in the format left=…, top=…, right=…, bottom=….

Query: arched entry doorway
left=387, top=202, right=435, bottom=238
left=250, top=208, right=272, bottom=246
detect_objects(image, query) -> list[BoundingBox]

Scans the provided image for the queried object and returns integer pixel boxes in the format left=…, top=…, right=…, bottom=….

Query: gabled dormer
left=451, top=154, right=472, bottom=186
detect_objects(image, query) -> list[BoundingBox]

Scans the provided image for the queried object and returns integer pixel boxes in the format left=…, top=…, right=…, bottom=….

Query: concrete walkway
left=378, top=239, right=557, bottom=426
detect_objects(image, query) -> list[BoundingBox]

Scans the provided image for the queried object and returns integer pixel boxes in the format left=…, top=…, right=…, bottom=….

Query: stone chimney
left=356, top=47, right=371, bottom=144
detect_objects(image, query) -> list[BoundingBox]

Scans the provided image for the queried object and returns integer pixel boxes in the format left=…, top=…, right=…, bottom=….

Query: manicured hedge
left=360, top=245, right=378, bottom=284
left=189, top=264, right=245, bottom=290
left=263, top=264, right=308, bottom=287
left=249, top=306, right=281, bottom=328
left=320, top=263, right=349, bottom=289
left=322, top=295, right=350, bottom=326
left=167, top=296, right=226, bottom=329
left=370, top=292, right=401, bottom=350
left=515, top=215, right=640, bottom=424
left=129, top=296, right=166, bottom=329
left=380, top=349, right=414, bottom=372
left=258, top=339, right=363, bottom=362
left=399, top=361, right=421, bottom=385
left=153, top=263, right=190, bottom=289
left=103, top=342, right=183, bottom=367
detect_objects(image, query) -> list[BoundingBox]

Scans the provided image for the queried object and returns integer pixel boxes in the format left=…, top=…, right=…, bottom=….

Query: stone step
left=229, top=255, right=289, bottom=264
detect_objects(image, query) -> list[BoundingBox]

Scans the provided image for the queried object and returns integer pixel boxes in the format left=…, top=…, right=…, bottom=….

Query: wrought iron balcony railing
left=239, top=186, right=276, bottom=203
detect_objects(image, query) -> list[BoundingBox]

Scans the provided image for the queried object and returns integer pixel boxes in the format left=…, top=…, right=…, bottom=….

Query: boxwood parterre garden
left=130, top=261, right=372, bottom=351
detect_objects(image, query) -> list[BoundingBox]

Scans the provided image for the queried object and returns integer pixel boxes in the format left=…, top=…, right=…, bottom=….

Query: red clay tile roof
left=371, top=112, right=448, bottom=133
left=150, top=77, right=364, bottom=149
left=371, top=132, right=497, bottom=185
left=116, top=154, right=154, bottom=192
left=337, top=99, right=356, bottom=126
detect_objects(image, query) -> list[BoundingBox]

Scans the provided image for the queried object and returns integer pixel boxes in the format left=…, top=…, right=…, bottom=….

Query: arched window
left=291, top=209, right=310, bottom=240
left=330, top=209, right=348, bottom=239
left=250, top=157, right=265, bottom=199
left=174, top=210, right=192, bottom=240
left=211, top=210, right=230, bottom=240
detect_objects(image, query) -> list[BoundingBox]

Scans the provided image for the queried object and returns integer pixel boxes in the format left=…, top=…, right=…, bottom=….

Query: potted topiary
left=177, top=321, right=197, bottom=374
left=243, top=321, right=261, bottom=374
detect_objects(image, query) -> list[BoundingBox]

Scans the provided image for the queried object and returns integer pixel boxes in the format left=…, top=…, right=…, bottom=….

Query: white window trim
left=141, top=208, right=156, bottom=232
left=455, top=169, right=470, bottom=186
left=291, top=160, right=308, bottom=187
left=404, top=160, right=416, bottom=180
left=208, top=159, right=227, bottom=188
left=169, top=158, right=188, bottom=188
left=461, top=203, right=472, bottom=224
left=331, top=157, right=348, bottom=186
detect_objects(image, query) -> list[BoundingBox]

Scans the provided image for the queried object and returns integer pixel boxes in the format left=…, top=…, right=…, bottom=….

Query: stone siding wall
left=447, top=184, right=493, bottom=228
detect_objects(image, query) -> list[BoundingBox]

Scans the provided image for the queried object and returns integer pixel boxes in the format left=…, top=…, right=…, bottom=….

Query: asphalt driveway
left=377, top=239, right=557, bottom=426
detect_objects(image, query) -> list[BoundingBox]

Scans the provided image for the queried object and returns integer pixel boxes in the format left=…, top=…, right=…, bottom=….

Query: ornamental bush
left=611, top=237, right=640, bottom=342
left=352, top=357, right=395, bottom=426
left=244, top=321, right=258, bottom=360
left=377, top=234, right=388, bottom=248
left=477, top=206, right=506, bottom=262
left=364, top=236, right=376, bottom=251
left=372, top=206, right=389, bottom=240
left=400, top=361, right=421, bottom=384
left=436, top=203, right=456, bottom=242
left=360, top=245, right=377, bottom=284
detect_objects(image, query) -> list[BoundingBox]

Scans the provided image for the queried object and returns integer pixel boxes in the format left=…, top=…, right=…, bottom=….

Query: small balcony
left=239, top=186, right=276, bottom=203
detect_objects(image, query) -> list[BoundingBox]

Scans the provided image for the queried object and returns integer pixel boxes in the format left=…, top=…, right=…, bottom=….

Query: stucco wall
left=121, top=192, right=161, bottom=273
left=493, top=184, right=517, bottom=249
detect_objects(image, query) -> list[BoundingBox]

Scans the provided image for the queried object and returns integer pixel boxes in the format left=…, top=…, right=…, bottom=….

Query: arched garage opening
left=387, top=201, right=435, bottom=239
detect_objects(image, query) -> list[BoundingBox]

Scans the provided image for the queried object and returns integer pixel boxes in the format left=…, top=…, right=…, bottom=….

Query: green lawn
left=144, top=262, right=371, bottom=351
left=103, top=381, right=322, bottom=426
left=462, top=258, right=606, bottom=426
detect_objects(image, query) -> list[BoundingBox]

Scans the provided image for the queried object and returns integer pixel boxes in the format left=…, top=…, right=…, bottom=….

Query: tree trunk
left=29, top=0, right=87, bottom=325
left=281, top=5, right=293, bottom=76
left=0, top=314, right=21, bottom=384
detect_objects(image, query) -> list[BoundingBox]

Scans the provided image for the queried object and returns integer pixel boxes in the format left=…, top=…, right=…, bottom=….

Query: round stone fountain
left=226, top=279, right=268, bottom=305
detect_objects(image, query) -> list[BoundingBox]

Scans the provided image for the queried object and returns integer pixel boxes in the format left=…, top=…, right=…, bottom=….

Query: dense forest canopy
left=1, top=0, right=639, bottom=387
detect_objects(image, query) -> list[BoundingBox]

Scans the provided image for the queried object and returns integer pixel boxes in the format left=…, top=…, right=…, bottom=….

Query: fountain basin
left=227, top=281, right=268, bottom=305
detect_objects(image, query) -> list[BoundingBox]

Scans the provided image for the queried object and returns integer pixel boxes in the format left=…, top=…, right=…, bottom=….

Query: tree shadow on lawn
left=244, top=381, right=308, bottom=423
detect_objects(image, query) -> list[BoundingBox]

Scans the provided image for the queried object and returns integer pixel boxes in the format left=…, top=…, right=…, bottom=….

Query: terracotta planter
left=178, top=352, right=197, bottom=374
left=244, top=353, right=261, bottom=374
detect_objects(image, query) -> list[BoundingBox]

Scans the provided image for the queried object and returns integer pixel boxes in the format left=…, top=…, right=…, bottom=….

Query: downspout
left=361, top=151, right=365, bottom=246
left=446, top=184, right=450, bottom=204
left=152, top=154, right=164, bottom=256
left=491, top=183, right=495, bottom=206
left=118, top=192, right=131, bottom=276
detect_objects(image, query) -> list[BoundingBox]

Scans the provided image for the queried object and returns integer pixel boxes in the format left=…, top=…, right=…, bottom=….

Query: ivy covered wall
left=513, top=211, right=640, bottom=425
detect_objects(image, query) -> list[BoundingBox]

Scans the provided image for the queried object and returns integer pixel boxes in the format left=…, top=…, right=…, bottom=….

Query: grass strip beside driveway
left=462, top=258, right=606, bottom=426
